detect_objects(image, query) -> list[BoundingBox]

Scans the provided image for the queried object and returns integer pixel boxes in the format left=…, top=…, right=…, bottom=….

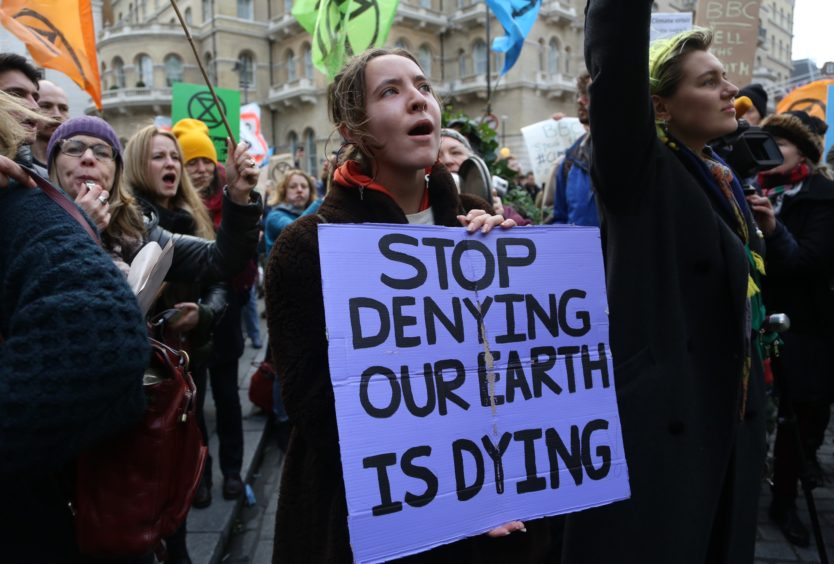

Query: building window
left=237, top=52, right=255, bottom=88
left=304, top=128, right=317, bottom=174
left=457, top=49, right=467, bottom=78
left=204, top=52, right=216, bottom=85
left=164, top=54, right=183, bottom=86
left=287, top=130, right=299, bottom=155
left=395, top=38, right=410, bottom=50
left=112, top=57, right=126, bottom=88
left=421, top=0, right=432, bottom=6
left=136, top=54, right=153, bottom=87
left=564, top=46, right=571, bottom=74
left=237, top=0, right=253, bottom=19
left=548, top=38, right=560, bottom=75
left=538, top=38, right=546, bottom=72
left=418, top=44, right=432, bottom=78
left=184, top=7, right=192, bottom=24
left=473, top=39, right=487, bottom=75
left=302, top=44, right=313, bottom=78
left=202, top=0, right=211, bottom=21
left=286, top=50, right=297, bottom=82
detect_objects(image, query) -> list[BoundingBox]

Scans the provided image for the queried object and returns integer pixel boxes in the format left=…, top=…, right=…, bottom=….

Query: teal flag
left=292, top=0, right=400, bottom=79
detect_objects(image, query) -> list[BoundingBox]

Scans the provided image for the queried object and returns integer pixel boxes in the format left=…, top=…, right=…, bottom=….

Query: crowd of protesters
left=2, top=0, right=834, bottom=561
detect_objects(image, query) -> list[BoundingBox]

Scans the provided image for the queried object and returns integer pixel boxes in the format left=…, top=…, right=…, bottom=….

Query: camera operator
left=748, top=111, right=834, bottom=547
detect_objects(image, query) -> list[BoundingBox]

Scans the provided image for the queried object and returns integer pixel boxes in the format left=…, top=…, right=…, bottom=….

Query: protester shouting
left=263, top=48, right=559, bottom=563
left=563, top=2, right=768, bottom=562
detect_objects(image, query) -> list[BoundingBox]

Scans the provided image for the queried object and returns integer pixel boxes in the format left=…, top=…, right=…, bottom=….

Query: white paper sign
left=650, top=12, right=693, bottom=42
left=521, top=118, right=586, bottom=186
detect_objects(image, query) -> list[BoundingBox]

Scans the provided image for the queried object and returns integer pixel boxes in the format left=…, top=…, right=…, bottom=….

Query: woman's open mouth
left=162, top=172, right=177, bottom=187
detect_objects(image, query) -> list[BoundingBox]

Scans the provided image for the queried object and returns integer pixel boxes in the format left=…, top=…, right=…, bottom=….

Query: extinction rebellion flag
left=292, top=0, right=400, bottom=79
left=0, top=0, right=102, bottom=109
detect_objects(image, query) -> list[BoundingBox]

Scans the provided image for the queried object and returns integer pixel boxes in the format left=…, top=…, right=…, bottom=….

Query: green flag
left=292, top=0, right=400, bottom=79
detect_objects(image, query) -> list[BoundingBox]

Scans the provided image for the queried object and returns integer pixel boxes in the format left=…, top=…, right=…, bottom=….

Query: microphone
left=734, top=96, right=753, bottom=119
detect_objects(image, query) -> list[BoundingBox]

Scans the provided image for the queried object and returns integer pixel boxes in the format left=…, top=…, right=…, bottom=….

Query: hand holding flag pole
left=168, top=0, right=236, bottom=146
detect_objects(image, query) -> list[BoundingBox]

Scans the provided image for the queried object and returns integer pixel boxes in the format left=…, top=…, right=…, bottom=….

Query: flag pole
left=169, top=0, right=237, bottom=146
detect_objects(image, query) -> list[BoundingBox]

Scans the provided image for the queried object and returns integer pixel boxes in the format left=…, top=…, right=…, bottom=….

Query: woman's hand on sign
left=225, top=138, right=259, bottom=206
left=486, top=520, right=527, bottom=537
left=457, top=209, right=516, bottom=234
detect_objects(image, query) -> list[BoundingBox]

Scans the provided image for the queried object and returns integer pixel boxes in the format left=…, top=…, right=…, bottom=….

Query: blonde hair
left=649, top=28, right=713, bottom=98
left=328, top=48, right=438, bottom=174
left=0, top=90, right=51, bottom=158
left=124, top=125, right=215, bottom=240
left=267, top=168, right=316, bottom=208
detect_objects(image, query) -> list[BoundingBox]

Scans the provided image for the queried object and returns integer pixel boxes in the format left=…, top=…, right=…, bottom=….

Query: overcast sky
left=792, top=0, right=834, bottom=65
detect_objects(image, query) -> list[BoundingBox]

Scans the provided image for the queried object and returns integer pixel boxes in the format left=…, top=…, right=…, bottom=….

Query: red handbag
left=249, top=358, right=275, bottom=413
left=73, top=337, right=207, bottom=557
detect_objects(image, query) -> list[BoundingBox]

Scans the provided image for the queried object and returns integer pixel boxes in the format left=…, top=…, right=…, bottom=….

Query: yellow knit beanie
left=172, top=118, right=217, bottom=164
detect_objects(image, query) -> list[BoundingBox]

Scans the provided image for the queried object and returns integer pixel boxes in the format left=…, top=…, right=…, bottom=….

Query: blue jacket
left=265, top=203, right=305, bottom=256
left=550, top=133, right=599, bottom=226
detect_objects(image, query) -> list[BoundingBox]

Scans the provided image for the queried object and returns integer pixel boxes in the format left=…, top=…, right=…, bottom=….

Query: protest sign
left=826, top=85, right=834, bottom=160
left=650, top=11, right=693, bottom=42
left=695, top=0, right=761, bottom=87
left=521, top=118, right=586, bottom=185
left=319, top=224, right=630, bottom=564
left=240, top=102, right=269, bottom=166
left=172, top=82, right=240, bottom=162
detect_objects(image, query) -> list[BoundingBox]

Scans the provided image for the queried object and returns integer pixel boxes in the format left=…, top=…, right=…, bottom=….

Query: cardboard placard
left=319, top=224, right=630, bottom=564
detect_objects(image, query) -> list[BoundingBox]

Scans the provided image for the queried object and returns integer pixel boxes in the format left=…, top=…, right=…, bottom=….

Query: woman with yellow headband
left=562, top=2, right=767, bottom=563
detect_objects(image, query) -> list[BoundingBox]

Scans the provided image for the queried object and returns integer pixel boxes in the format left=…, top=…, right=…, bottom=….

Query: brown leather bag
left=25, top=169, right=208, bottom=557
left=72, top=336, right=207, bottom=557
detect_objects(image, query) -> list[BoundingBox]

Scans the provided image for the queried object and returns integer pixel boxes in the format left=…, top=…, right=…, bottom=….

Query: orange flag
left=0, top=0, right=102, bottom=109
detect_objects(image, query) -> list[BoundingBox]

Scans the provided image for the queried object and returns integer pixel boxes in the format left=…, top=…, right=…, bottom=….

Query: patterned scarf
left=757, top=162, right=810, bottom=191
left=659, top=126, right=766, bottom=417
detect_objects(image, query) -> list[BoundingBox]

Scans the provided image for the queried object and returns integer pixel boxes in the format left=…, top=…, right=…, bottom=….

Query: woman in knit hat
left=749, top=110, right=834, bottom=547
left=564, top=2, right=768, bottom=562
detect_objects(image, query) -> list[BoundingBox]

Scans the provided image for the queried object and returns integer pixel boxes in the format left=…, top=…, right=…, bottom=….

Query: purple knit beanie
left=46, top=116, right=123, bottom=172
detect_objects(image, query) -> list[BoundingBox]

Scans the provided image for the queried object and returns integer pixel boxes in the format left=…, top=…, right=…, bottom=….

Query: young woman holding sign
left=264, top=49, right=554, bottom=562
left=562, top=1, right=768, bottom=563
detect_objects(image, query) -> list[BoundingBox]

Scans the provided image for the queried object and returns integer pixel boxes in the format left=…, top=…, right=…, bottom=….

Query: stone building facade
left=96, top=0, right=587, bottom=174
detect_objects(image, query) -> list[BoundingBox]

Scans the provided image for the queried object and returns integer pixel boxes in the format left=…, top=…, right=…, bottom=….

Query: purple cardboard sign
left=318, top=224, right=630, bottom=564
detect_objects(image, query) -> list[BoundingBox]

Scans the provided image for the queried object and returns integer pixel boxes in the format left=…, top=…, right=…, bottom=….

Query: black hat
left=738, top=83, right=768, bottom=120
left=761, top=111, right=826, bottom=164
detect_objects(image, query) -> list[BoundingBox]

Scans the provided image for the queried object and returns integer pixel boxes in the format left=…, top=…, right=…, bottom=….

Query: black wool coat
left=264, top=165, right=552, bottom=563
left=764, top=173, right=834, bottom=401
left=562, top=1, right=767, bottom=563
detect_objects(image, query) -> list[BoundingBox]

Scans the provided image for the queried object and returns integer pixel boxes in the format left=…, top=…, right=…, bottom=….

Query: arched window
left=286, top=49, right=297, bottom=82
left=548, top=38, right=560, bottom=75
left=302, top=44, right=313, bottom=78
left=564, top=46, right=571, bottom=74
left=394, top=38, right=410, bottom=51
left=287, top=131, right=299, bottom=155
left=418, top=44, right=432, bottom=78
left=185, top=7, right=193, bottom=24
left=457, top=49, right=467, bottom=78
left=112, top=57, right=126, bottom=88
left=202, top=0, right=211, bottom=21
left=136, top=54, right=153, bottom=87
left=491, top=51, right=503, bottom=75
left=237, top=52, right=255, bottom=88
left=237, top=0, right=253, bottom=19
left=164, top=54, right=183, bottom=86
left=304, top=128, right=317, bottom=174
left=284, top=0, right=293, bottom=15
left=204, top=52, right=217, bottom=85
left=538, top=38, right=546, bottom=72
left=472, top=39, right=487, bottom=75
